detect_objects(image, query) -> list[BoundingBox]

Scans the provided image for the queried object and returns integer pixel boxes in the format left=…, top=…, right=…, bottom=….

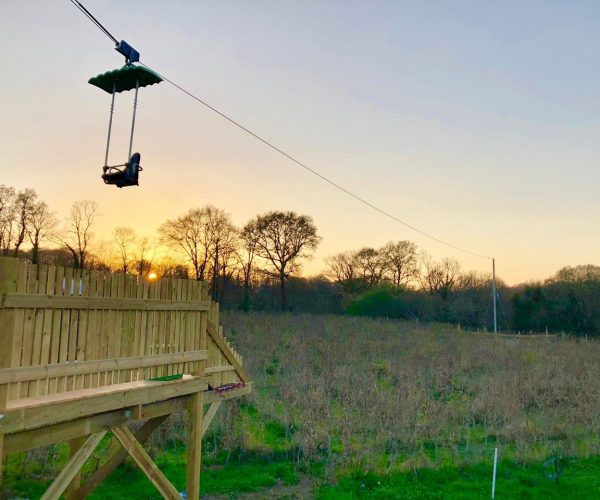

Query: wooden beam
left=111, top=425, right=180, bottom=500
left=4, top=385, right=252, bottom=455
left=207, top=320, right=249, bottom=383
left=186, top=391, right=203, bottom=499
left=201, top=401, right=221, bottom=437
left=73, top=415, right=168, bottom=499
left=64, top=436, right=85, bottom=500
left=204, top=365, right=234, bottom=375
left=1, top=376, right=207, bottom=434
left=0, top=350, right=208, bottom=384
left=40, top=430, right=107, bottom=500
left=0, top=293, right=211, bottom=312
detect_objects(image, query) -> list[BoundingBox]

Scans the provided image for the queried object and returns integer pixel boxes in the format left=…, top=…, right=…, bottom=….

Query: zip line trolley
left=88, top=41, right=162, bottom=188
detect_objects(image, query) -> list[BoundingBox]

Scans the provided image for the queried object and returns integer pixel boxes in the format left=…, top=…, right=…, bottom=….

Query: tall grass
left=5, top=312, right=600, bottom=497
left=217, top=312, right=600, bottom=472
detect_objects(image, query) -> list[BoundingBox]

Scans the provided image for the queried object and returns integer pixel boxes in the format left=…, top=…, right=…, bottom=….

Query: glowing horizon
left=2, top=1, right=600, bottom=286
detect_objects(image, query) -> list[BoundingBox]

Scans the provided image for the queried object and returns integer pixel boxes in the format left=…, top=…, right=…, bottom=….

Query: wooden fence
left=0, top=257, right=250, bottom=499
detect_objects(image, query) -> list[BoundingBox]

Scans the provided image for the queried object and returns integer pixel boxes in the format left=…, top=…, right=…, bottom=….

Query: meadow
left=4, top=312, right=600, bottom=498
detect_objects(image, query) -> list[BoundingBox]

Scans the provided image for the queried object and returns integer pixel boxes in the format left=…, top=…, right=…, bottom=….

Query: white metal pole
left=492, top=447, right=498, bottom=499
left=492, top=258, right=498, bottom=334
left=128, top=80, right=140, bottom=160
left=104, top=83, right=116, bottom=167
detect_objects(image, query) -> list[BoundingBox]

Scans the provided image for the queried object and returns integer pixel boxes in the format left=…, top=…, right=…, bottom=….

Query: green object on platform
left=149, top=374, right=183, bottom=382
left=88, top=64, right=162, bottom=94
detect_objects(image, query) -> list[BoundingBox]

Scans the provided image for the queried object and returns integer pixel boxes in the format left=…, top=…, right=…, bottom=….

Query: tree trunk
left=31, top=242, right=39, bottom=264
left=279, top=271, right=287, bottom=311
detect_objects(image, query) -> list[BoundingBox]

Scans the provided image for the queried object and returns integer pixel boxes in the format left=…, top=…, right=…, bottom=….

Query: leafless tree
left=237, top=221, right=260, bottom=310
left=381, top=240, right=418, bottom=287
left=354, top=247, right=386, bottom=289
left=113, top=226, right=136, bottom=274
left=159, top=208, right=211, bottom=281
left=251, top=211, right=320, bottom=310
left=60, top=200, right=99, bottom=269
left=325, top=251, right=357, bottom=293
left=133, top=236, right=155, bottom=277
left=12, top=189, right=37, bottom=257
left=419, top=253, right=461, bottom=301
left=159, top=206, right=237, bottom=285
left=204, top=207, right=237, bottom=301
left=28, top=201, right=58, bottom=264
left=0, top=185, right=17, bottom=255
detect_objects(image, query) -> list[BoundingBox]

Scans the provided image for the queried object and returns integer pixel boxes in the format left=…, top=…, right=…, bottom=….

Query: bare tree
left=159, top=208, right=211, bottom=281
left=354, top=247, right=386, bottom=289
left=133, top=236, right=155, bottom=276
left=381, top=240, right=418, bottom=287
left=419, top=253, right=461, bottom=301
left=325, top=251, right=357, bottom=293
left=113, top=226, right=136, bottom=274
left=252, top=211, right=321, bottom=310
left=0, top=185, right=17, bottom=255
left=237, top=221, right=260, bottom=310
left=28, top=201, right=58, bottom=264
left=60, top=200, right=99, bottom=269
left=204, top=207, right=237, bottom=301
left=12, top=189, right=37, bottom=257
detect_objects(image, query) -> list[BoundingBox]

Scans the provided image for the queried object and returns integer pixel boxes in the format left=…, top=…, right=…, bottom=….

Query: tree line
left=0, top=184, right=320, bottom=311
left=2, top=183, right=599, bottom=335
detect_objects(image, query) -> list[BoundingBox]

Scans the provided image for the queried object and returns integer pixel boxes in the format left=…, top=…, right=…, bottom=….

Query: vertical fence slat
left=65, top=268, right=81, bottom=392
left=28, top=264, right=48, bottom=397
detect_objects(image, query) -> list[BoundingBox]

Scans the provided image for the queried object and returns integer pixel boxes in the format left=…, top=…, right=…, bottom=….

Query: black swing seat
left=102, top=153, right=142, bottom=188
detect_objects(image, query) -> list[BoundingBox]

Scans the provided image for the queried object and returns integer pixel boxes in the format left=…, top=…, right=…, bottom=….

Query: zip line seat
left=102, top=152, right=142, bottom=187
left=89, top=64, right=162, bottom=188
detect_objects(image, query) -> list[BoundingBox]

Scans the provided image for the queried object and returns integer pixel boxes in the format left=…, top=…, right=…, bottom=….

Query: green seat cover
left=89, top=64, right=162, bottom=94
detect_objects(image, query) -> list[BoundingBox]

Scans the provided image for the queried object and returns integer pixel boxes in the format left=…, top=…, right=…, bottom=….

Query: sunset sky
left=2, top=1, right=600, bottom=284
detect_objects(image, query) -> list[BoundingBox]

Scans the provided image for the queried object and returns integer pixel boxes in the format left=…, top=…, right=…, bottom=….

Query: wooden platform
left=0, top=257, right=251, bottom=499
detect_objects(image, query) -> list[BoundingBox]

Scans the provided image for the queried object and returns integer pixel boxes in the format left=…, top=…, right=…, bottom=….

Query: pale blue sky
left=1, top=1, right=600, bottom=283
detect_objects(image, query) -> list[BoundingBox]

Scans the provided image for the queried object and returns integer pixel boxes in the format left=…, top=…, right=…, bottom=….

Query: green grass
left=4, top=313, right=600, bottom=498
left=88, top=458, right=298, bottom=499
left=318, top=456, right=600, bottom=499
left=3, top=454, right=299, bottom=499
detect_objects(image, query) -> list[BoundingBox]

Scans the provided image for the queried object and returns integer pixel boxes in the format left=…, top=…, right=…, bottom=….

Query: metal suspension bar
left=128, top=79, right=140, bottom=159
left=104, top=82, right=116, bottom=167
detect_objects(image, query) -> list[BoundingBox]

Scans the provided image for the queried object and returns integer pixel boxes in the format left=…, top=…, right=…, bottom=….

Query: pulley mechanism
left=88, top=41, right=162, bottom=188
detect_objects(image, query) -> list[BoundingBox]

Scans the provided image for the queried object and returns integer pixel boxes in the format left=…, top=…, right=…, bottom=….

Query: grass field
left=3, top=312, right=600, bottom=498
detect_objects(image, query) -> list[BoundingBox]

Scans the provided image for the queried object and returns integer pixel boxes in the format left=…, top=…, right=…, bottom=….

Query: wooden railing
left=0, top=257, right=251, bottom=499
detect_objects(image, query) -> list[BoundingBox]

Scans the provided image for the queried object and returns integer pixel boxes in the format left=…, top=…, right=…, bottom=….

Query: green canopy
left=88, top=64, right=162, bottom=94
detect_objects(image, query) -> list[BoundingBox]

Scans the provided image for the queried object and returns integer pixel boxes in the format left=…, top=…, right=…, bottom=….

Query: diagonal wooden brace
left=40, top=431, right=107, bottom=500
left=72, top=415, right=169, bottom=499
left=111, top=425, right=180, bottom=500
left=202, top=401, right=221, bottom=437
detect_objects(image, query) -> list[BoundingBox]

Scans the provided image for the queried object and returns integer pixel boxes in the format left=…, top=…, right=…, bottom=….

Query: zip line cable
left=69, top=0, right=118, bottom=44
left=69, top=0, right=492, bottom=261
left=141, top=63, right=491, bottom=259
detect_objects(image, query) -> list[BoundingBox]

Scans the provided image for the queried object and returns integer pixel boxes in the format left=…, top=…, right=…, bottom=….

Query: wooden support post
left=111, top=425, right=180, bottom=500
left=64, top=436, right=85, bottom=500
left=40, top=431, right=107, bottom=500
left=186, top=391, right=204, bottom=499
left=201, top=401, right=222, bottom=438
left=73, top=415, right=168, bottom=499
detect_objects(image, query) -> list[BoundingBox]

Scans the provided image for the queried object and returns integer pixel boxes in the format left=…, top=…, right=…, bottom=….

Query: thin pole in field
left=492, top=447, right=499, bottom=499
left=492, top=258, right=498, bottom=334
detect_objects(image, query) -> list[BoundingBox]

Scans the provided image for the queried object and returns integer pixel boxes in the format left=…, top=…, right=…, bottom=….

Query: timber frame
left=0, top=257, right=251, bottom=499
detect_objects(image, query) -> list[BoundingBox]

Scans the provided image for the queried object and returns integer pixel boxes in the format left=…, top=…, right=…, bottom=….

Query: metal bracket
left=115, top=40, right=140, bottom=65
